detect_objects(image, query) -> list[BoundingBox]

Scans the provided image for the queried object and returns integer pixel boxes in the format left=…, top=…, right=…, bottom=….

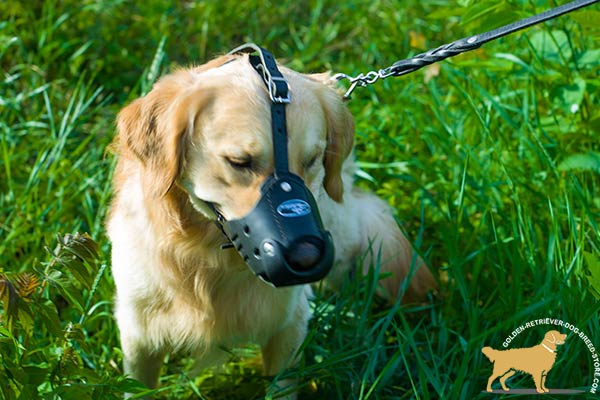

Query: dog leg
left=353, top=190, right=436, bottom=302
left=486, top=365, right=509, bottom=392
left=532, top=371, right=545, bottom=394
left=261, top=329, right=300, bottom=400
left=486, top=374, right=497, bottom=392
left=115, top=298, right=164, bottom=393
left=261, top=320, right=308, bottom=399
left=498, top=370, right=515, bottom=391
left=541, top=370, right=549, bottom=392
left=121, top=335, right=164, bottom=391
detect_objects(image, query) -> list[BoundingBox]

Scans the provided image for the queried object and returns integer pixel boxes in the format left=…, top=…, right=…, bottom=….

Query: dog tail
left=481, top=346, right=498, bottom=363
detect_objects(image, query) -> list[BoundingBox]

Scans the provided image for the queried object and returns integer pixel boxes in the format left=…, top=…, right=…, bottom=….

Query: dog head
left=544, top=330, right=567, bottom=347
left=116, top=54, right=354, bottom=221
left=115, top=52, right=354, bottom=284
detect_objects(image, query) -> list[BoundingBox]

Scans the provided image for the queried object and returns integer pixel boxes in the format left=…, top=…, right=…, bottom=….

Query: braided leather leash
left=334, top=0, right=599, bottom=99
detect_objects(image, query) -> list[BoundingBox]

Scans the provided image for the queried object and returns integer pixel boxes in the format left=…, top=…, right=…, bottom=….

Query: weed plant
left=1, top=0, right=599, bottom=399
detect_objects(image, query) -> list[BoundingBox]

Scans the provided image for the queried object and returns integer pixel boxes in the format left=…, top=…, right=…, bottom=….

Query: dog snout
left=285, top=239, right=323, bottom=271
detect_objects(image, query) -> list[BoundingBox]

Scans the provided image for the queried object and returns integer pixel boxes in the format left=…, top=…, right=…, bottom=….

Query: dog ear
left=544, top=331, right=557, bottom=344
left=310, top=73, right=354, bottom=203
left=116, top=76, right=209, bottom=198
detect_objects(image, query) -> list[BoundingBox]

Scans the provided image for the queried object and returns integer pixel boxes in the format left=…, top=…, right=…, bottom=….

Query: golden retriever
left=482, top=330, right=567, bottom=393
left=106, top=51, right=436, bottom=397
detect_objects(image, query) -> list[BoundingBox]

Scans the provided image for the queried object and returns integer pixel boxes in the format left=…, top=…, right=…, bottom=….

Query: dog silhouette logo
left=482, top=330, right=567, bottom=393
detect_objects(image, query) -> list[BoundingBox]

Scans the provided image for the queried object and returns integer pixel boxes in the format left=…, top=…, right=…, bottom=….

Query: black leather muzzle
left=222, top=172, right=334, bottom=287
left=185, top=44, right=334, bottom=287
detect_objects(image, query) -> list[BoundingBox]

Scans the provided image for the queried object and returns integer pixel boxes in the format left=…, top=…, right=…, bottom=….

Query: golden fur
left=106, top=53, right=436, bottom=397
left=482, top=330, right=567, bottom=393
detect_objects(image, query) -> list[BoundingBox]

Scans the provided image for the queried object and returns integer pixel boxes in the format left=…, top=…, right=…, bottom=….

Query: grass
left=1, top=0, right=600, bottom=399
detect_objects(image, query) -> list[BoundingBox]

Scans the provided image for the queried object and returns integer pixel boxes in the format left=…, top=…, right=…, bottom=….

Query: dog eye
left=303, top=153, right=321, bottom=170
left=226, top=156, right=253, bottom=170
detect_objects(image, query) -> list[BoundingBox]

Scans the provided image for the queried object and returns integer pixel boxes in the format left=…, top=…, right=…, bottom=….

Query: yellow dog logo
left=482, top=330, right=567, bottom=393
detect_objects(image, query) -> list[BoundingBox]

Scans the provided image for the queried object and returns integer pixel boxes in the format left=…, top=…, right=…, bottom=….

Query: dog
left=106, top=50, right=436, bottom=398
left=482, top=330, right=567, bottom=393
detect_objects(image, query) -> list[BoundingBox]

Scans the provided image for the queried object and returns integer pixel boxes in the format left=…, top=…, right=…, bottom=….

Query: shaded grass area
left=1, top=0, right=600, bottom=398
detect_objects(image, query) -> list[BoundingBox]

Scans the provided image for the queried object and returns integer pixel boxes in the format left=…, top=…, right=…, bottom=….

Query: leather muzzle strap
left=230, top=43, right=291, bottom=176
left=183, top=44, right=292, bottom=220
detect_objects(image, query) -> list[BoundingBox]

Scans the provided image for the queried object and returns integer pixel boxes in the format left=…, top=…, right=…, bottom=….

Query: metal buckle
left=228, top=43, right=291, bottom=104
left=268, top=76, right=291, bottom=104
left=255, top=64, right=290, bottom=104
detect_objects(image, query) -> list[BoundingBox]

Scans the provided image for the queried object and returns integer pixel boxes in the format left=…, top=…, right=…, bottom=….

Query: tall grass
left=1, top=0, right=599, bottom=399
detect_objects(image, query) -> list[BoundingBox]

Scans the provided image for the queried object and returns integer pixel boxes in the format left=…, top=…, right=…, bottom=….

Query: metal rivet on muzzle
left=263, top=242, right=276, bottom=257
left=280, top=182, right=292, bottom=192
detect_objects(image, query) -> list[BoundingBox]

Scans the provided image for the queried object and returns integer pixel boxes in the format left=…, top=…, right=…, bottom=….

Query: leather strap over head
left=228, top=43, right=290, bottom=175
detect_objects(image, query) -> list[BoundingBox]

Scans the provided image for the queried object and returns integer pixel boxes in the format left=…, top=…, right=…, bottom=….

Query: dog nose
left=285, top=240, right=323, bottom=271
